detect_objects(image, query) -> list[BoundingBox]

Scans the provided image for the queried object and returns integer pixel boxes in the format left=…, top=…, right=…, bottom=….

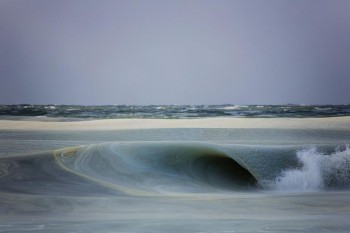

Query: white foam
left=221, top=105, right=248, bottom=110
left=221, top=105, right=241, bottom=110
left=272, top=146, right=350, bottom=192
left=273, top=148, right=323, bottom=191
left=44, top=106, right=56, bottom=110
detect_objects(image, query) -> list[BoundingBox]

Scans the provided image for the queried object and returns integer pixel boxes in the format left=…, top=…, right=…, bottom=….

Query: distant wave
left=1, top=104, right=350, bottom=119
left=1, top=142, right=349, bottom=196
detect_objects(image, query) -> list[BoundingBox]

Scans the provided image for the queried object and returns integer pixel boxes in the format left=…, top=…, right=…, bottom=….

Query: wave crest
left=272, top=146, right=350, bottom=191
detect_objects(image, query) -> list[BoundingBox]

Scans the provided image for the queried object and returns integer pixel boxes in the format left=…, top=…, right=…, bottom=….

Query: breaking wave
left=1, top=142, right=349, bottom=196
left=272, top=146, right=350, bottom=191
left=53, top=143, right=258, bottom=195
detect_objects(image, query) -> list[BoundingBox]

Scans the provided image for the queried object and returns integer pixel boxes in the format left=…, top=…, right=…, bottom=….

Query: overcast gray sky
left=1, top=0, right=350, bottom=105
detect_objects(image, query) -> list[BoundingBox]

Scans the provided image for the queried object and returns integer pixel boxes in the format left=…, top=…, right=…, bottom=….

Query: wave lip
left=54, top=142, right=257, bottom=196
left=2, top=142, right=350, bottom=196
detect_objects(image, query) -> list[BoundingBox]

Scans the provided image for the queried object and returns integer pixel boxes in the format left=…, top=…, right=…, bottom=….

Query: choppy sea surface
left=1, top=104, right=350, bottom=119
left=1, top=105, right=350, bottom=232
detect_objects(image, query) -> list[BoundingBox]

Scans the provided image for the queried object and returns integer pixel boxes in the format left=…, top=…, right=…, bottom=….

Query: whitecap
left=272, top=146, right=350, bottom=192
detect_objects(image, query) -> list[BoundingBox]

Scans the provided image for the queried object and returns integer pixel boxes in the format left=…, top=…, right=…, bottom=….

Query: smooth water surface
left=1, top=125, right=350, bottom=232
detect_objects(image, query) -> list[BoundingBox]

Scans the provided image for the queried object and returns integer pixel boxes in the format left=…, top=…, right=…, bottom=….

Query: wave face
left=1, top=104, right=350, bottom=119
left=53, top=143, right=258, bottom=195
left=2, top=142, right=349, bottom=197
left=1, top=123, right=350, bottom=232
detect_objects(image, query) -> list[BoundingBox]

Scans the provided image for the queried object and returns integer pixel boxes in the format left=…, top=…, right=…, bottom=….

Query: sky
left=1, top=0, right=350, bottom=105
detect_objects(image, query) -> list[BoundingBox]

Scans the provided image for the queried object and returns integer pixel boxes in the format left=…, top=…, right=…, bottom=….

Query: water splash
left=272, top=146, right=350, bottom=191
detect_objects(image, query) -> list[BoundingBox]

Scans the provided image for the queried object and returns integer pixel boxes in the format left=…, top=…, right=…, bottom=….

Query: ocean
left=0, top=105, right=350, bottom=232
left=2, top=104, right=350, bottom=119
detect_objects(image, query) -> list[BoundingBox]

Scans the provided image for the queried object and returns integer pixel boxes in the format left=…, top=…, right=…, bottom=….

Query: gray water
left=2, top=104, right=350, bottom=119
left=1, top=125, right=350, bottom=232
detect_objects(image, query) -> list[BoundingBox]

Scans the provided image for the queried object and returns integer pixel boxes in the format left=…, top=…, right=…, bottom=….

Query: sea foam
left=273, top=146, right=350, bottom=191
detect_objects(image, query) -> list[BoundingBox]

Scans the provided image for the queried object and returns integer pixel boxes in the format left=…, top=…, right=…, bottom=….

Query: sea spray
left=273, top=146, right=350, bottom=191
left=273, top=148, right=323, bottom=191
left=322, top=146, right=350, bottom=189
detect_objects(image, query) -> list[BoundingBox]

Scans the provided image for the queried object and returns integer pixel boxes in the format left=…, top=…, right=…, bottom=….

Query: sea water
left=1, top=104, right=350, bottom=119
left=0, top=105, right=350, bottom=233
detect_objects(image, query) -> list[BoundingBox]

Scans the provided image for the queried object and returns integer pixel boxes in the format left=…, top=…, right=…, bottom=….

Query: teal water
left=1, top=124, right=350, bottom=232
